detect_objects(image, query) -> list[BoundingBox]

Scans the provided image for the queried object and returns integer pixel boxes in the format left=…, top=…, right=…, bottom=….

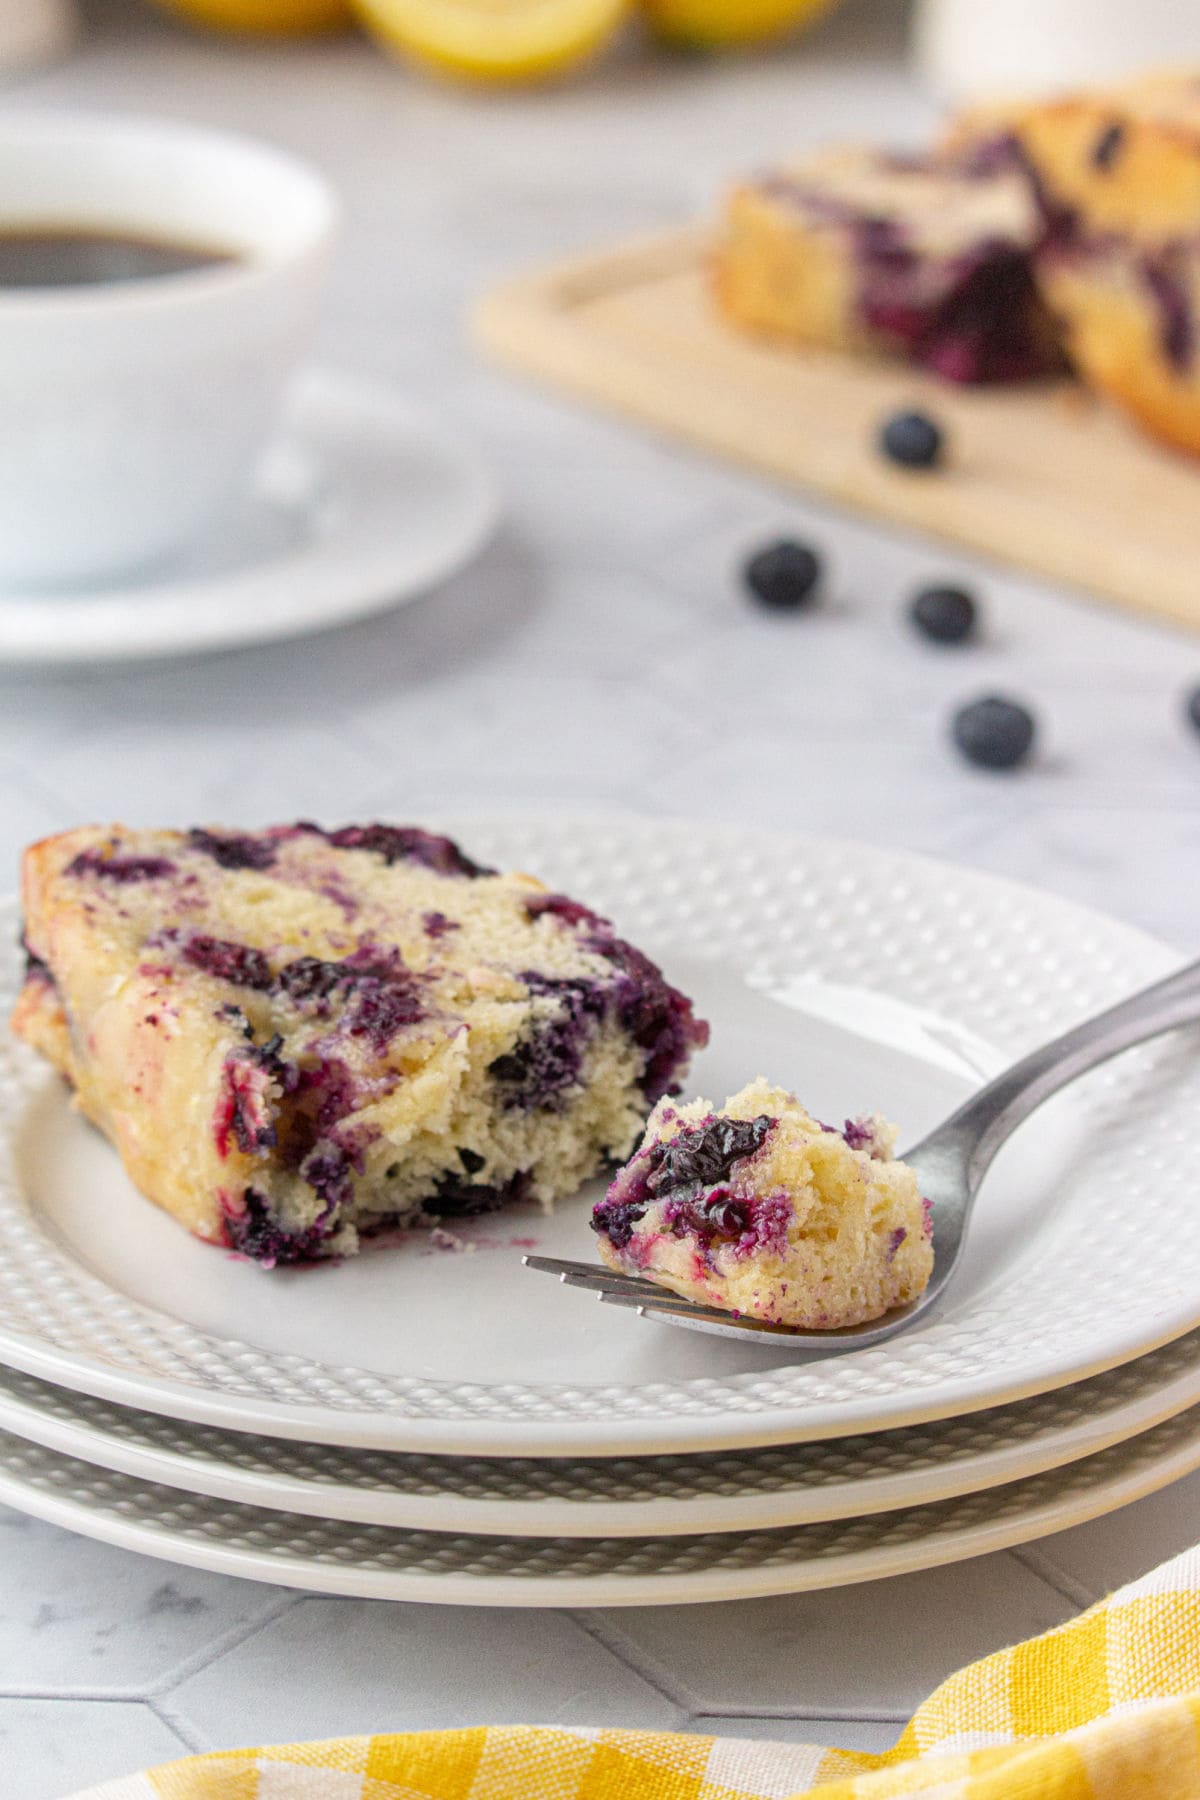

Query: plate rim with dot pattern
left=0, top=1403, right=1198, bottom=1603
left=0, top=1327, right=1195, bottom=1534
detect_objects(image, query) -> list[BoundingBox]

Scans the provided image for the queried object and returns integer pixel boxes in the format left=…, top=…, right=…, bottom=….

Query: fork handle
left=910, top=953, right=1200, bottom=1192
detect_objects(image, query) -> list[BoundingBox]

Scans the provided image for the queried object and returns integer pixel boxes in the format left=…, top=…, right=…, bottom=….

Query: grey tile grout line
left=0, top=1689, right=162, bottom=1705
left=564, top=1610, right=696, bottom=1712
left=144, top=1590, right=308, bottom=1701
left=145, top=1694, right=208, bottom=1757
left=1008, top=1545, right=1101, bottom=1613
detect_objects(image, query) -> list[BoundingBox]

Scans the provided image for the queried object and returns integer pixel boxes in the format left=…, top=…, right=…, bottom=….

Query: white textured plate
left=0, top=1406, right=1199, bottom=1605
left=0, top=818, right=1195, bottom=1457
left=0, top=368, right=498, bottom=664
left=0, top=1328, right=1199, bottom=1536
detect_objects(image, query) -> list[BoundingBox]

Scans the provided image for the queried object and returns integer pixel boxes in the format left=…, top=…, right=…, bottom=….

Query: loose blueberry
left=1185, top=685, right=1200, bottom=736
left=910, top=584, right=978, bottom=645
left=879, top=409, right=944, bottom=469
left=743, top=539, right=822, bottom=611
left=951, top=695, right=1036, bottom=770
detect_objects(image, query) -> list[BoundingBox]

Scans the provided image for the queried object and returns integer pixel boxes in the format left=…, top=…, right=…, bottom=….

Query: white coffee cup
left=0, top=113, right=338, bottom=589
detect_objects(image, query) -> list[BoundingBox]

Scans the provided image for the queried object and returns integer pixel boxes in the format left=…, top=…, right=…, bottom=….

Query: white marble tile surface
left=1, top=2, right=1198, bottom=1794
left=0, top=1698, right=188, bottom=1800
left=0, top=1510, right=295, bottom=1694
left=165, top=1602, right=681, bottom=1748
left=1013, top=1469, right=1200, bottom=1605
left=581, top=1559, right=1075, bottom=1716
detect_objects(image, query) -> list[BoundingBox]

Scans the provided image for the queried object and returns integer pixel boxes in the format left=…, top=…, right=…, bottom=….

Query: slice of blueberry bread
left=716, top=145, right=1061, bottom=384
left=13, top=823, right=708, bottom=1266
left=592, top=1078, right=932, bottom=1329
left=952, top=72, right=1200, bottom=454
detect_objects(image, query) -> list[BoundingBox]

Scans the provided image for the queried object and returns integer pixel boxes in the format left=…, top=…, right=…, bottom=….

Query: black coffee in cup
left=0, top=227, right=237, bottom=287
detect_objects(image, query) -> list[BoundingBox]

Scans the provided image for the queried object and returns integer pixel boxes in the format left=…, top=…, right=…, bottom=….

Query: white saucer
left=0, top=369, right=499, bottom=665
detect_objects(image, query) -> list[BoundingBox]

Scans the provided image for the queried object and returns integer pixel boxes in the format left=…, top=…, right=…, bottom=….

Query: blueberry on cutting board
left=743, top=539, right=822, bottom=610
left=1185, top=685, right=1200, bottom=735
left=910, top=584, right=978, bottom=644
left=952, top=695, right=1036, bottom=770
left=879, top=409, right=944, bottom=469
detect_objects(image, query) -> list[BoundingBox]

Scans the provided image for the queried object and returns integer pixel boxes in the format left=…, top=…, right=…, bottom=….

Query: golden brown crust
left=714, top=182, right=867, bottom=353
left=10, top=966, right=72, bottom=1077
left=14, top=826, right=233, bottom=1243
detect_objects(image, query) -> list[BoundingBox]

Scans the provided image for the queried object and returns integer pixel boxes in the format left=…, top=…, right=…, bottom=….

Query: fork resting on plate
left=527, top=953, right=1200, bottom=1354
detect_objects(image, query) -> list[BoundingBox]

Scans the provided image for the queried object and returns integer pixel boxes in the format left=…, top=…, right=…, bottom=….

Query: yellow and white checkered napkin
left=69, top=1544, right=1200, bottom=1800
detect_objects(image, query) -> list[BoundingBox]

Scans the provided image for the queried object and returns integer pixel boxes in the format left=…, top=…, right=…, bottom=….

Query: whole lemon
left=149, top=0, right=353, bottom=34
left=642, top=0, right=836, bottom=48
left=352, top=0, right=630, bottom=84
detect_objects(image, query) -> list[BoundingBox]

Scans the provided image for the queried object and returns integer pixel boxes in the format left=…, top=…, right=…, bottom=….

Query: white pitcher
left=914, top=0, right=1200, bottom=104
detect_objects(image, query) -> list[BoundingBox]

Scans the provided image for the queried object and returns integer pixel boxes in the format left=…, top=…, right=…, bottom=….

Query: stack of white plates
left=1, top=817, right=1198, bottom=1606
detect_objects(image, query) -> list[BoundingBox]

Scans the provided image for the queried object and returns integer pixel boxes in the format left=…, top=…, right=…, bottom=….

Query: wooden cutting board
left=474, top=226, right=1200, bottom=633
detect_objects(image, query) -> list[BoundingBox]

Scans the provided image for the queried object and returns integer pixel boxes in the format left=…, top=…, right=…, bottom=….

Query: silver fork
left=525, top=955, right=1200, bottom=1354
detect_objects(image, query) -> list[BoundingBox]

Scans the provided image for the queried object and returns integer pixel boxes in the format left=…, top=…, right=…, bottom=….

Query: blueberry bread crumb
left=592, top=1077, right=932, bottom=1329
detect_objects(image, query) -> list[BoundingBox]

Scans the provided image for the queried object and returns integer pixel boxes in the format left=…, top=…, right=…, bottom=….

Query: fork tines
left=521, top=1254, right=734, bottom=1323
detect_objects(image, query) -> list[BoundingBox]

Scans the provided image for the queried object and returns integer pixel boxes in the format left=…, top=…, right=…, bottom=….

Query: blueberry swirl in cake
left=12, top=822, right=708, bottom=1266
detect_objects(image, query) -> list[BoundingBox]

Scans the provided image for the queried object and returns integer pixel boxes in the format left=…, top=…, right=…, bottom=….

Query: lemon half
left=353, top=0, right=630, bottom=82
left=642, top=0, right=835, bottom=49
